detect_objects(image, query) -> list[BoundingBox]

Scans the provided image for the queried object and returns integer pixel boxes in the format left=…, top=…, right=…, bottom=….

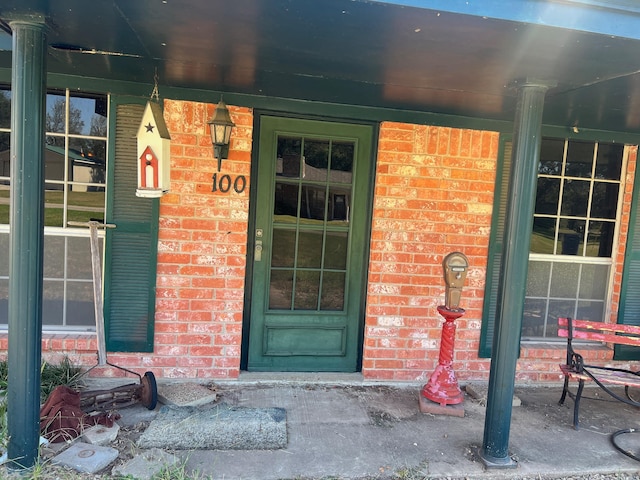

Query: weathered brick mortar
left=2, top=107, right=634, bottom=386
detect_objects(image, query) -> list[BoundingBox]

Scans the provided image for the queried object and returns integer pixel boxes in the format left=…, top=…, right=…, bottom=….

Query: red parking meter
left=421, top=252, right=469, bottom=407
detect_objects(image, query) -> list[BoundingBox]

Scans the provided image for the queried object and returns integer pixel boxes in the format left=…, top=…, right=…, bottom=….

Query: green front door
left=247, top=116, right=374, bottom=372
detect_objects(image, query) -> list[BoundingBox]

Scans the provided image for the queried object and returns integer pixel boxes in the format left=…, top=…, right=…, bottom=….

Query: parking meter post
left=421, top=305, right=465, bottom=405
left=420, top=252, right=469, bottom=409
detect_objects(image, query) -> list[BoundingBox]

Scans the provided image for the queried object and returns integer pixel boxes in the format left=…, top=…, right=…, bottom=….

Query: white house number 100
left=211, top=173, right=247, bottom=193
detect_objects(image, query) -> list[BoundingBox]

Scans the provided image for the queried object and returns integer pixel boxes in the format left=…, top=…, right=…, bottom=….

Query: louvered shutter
left=478, top=138, right=512, bottom=357
left=615, top=160, right=640, bottom=360
left=103, top=101, right=159, bottom=352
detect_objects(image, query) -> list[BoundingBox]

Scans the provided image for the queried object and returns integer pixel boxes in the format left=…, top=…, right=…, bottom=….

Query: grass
left=39, top=357, right=84, bottom=401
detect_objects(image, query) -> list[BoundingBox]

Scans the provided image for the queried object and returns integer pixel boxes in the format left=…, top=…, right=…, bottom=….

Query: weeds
left=0, top=357, right=84, bottom=454
left=152, top=461, right=212, bottom=480
left=39, top=357, right=84, bottom=401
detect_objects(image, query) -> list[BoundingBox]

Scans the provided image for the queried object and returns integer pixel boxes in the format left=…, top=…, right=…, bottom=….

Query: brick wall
left=82, top=100, right=253, bottom=379
left=21, top=108, right=637, bottom=384
left=363, top=123, right=638, bottom=384
left=363, top=123, right=499, bottom=382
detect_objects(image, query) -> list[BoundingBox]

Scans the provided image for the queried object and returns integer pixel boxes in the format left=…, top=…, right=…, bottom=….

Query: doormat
left=137, top=404, right=287, bottom=450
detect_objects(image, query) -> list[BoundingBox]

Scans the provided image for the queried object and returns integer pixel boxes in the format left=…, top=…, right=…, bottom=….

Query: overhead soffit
left=1, top=1, right=640, bottom=132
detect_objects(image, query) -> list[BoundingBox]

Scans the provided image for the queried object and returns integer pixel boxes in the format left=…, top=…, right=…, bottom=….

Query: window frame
left=522, top=139, right=628, bottom=341
left=479, top=132, right=639, bottom=357
left=0, top=86, right=110, bottom=332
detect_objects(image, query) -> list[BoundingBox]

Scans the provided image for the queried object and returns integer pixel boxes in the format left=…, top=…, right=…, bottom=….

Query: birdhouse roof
left=138, top=101, right=171, bottom=140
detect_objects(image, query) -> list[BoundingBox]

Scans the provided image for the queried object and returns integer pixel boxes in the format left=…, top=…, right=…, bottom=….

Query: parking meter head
left=442, top=252, right=469, bottom=309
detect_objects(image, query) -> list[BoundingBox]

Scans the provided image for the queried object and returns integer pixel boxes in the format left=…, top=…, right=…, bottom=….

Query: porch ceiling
left=2, top=0, right=640, bottom=133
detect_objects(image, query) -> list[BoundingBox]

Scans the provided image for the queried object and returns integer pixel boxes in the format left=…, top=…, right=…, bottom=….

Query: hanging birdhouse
left=136, top=101, right=171, bottom=197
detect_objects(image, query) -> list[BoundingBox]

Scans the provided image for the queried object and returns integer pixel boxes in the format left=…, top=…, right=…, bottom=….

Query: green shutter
left=615, top=152, right=640, bottom=360
left=478, top=137, right=512, bottom=358
left=103, top=100, right=159, bottom=352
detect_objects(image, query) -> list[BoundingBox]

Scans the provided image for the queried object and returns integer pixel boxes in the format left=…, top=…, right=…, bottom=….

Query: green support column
left=7, top=20, right=47, bottom=470
left=479, top=79, right=553, bottom=467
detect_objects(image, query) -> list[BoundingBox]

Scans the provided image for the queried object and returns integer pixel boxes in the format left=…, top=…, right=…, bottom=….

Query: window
left=479, top=136, right=633, bottom=357
left=0, top=86, right=109, bottom=331
left=523, top=138, right=625, bottom=339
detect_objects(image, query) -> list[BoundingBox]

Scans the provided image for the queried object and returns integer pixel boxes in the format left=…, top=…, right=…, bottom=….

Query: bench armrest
left=568, top=351, right=585, bottom=374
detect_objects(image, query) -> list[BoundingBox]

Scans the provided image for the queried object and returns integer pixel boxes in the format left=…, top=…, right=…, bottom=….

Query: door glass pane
left=303, top=139, right=329, bottom=181
left=271, top=229, right=296, bottom=268
left=269, top=133, right=356, bottom=312
left=331, top=141, right=354, bottom=176
left=328, top=187, right=350, bottom=223
left=300, top=185, right=326, bottom=221
left=321, top=272, right=346, bottom=310
left=294, top=270, right=320, bottom=310
left=274, top=183, right=299, bottom=220
left=324, top=232, right=348, bottom=270
left=269, top=270, right=293, bottom=309
left=595, top=143, right=623, bottom=180
left=561, top=179, right=589, bottom=216
left=565, top=140, right=594, bottom=178
left=297, top=230, right=323, bottom=268
left=277, top=136, right=301, bottom=178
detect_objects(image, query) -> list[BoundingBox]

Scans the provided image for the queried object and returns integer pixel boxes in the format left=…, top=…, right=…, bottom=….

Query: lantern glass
left=211, top=123, right=232, bottom=145
left=208, top=100, right=235, bottom=147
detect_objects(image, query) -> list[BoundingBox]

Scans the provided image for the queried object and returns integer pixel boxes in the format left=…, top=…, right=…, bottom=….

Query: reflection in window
left=0, top=86, right=108, bottom=330
left=269, top=134, right=355, bottom=311
left=525, top=138, right=625, bottom=340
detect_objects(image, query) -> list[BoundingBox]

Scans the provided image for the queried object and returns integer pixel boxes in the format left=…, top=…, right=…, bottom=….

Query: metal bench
left=558, top=317, right=640, bottom=429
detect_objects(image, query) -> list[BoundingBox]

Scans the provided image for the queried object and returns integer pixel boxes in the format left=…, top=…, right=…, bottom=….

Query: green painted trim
left=478, top=134, right=512, bottom=358
left=615, top=146, right=640, bottom=360
left=540, top=125, right=640, bottom=145
left=245, top=113, right=375, bottom=372
left=3, top=68, right=640, bottom=142
left=103, top=95, right=159, bottom=353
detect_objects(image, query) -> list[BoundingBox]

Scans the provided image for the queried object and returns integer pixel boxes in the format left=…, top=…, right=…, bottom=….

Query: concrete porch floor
left=66, top=373, right=640, bottom=479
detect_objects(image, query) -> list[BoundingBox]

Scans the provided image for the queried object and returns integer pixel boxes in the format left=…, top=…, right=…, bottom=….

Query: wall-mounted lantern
left=136, top=101, right=171, bottom=198
left=207, top=99, right=235, bottom=172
